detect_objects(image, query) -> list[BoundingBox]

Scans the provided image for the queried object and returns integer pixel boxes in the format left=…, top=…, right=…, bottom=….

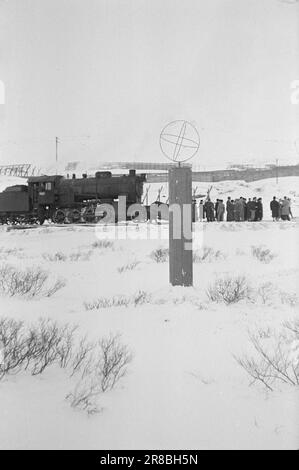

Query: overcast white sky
left=0, top=0, right=298, bottom=169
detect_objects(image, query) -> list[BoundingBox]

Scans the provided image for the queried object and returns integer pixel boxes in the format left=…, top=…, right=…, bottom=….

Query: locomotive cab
left=28, top=175, right=63, bottom=221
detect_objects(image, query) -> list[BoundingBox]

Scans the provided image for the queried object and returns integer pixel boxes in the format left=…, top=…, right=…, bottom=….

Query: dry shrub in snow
left=43, top=251, right=91, bottom=262
left=0, top=317, right=132, bottom=414
left=193, top=246, right=225, bottom=263
left=92, top=240, right=114, bottom=250
left=251, top=245, right=276, bottom=263
left=84, top=290, right=151, bottom=310
left=69, top=251, right=91, bottom=261
left=207, top=275, right=251, bottom=304
left=280, top=291, right=298, bottom=307
left=43, top=252, right=67, bottom=262
left=0, top=264, right=65, bottom=298
left=236, top=322, right=299, bottom=391
left=257, top=282, right=275, bottom=305
left=67, top=334, right=132, bottom=414
left=85, top=295, right=130, bottom=309
left=0, top=318, right=76, bottom=378
left=150, top=247, right=169, bottom=263
left=0, top=247, right=23, bottom=260
left=117, top=260, right=140, bottom=273
left=257, top=283, right=298, bottom=308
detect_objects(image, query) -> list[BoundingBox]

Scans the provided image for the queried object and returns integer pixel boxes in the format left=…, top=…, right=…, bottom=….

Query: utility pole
left=276, top=158, right=279, bottom=185
left=55, top=137, right=59, bottom=174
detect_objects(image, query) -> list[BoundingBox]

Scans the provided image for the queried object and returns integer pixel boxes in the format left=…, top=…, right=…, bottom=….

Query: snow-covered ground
left=0, top=176, right=298, bottom=450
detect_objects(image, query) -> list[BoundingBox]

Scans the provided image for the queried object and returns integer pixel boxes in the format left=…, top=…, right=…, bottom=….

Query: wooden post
left=169, top=166, right=193, bottom=287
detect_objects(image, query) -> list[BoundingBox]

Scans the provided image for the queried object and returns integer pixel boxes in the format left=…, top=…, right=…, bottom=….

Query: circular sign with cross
left=159, top=120, right=200, bottom=164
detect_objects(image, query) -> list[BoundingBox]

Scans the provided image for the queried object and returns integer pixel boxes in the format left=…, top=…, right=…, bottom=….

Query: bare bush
left=284, top=319, right=299, bottom=335
left=0, top=318, right=76, bottom=377
left=235, top=324, right=299, bottom=391
left=69, top=337, right=96, bottom=377
left=0, top=317, right=133, bottom=414
left=207, top=275, right=251, bottom=304
left=0, top=247, right=23, bottom=260
left=29, top=320, right=78, bottom=374
left=0, top=264, right=65, bottom=298
left=66, top=378, right=102, bottom=415
left=45, top=279, right=66, bottom=297
left=257, top=282, right=275, bottom=305
left=193, top=246, right=225, bottom=263
left=150, top=247, right=169, bottom=263
left=84, top=290, right=151, bottom=310
left=69, top=251, right=91, bottom=261
left=99, top=334, right=133, bottom=392
left=85, top=296, right=130, bottom=310
left=92, top=240, right=114, bottom=250
left=43, top=251, right=91, bottom=262
left=280, top=291, right=298, bottom=307
left=43, top=252, right=67, bottom=262
left=0, top=318, right=27, bottom=378
left=117, top=260, right=140, bottom=274
left=251, top=245, right=276, bottom=263
left=67, top=334, right=132, bottom=413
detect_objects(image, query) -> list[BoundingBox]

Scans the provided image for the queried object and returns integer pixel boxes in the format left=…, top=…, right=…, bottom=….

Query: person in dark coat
left=204, top=199, right=215, bottom=222
left=270, top=197, right=280, bottom=221
left=256, top=198, right=263, bottom=221
left=252, top=197, right=259, bottom=221
left=243, top=198, right=248, bottom=221
left=226, top=197, right=234, bottom=221
left=215, top=199, right=219, bottom=218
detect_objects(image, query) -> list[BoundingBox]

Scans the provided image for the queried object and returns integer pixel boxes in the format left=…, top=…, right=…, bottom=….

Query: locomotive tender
left=0, top=170, right=147, bottom=224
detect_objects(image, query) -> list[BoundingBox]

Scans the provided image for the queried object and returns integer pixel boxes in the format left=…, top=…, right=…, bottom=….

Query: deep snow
left=0, top=177, right=298, bottom=450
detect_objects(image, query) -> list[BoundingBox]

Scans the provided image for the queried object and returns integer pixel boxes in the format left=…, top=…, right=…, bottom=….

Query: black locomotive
left=0, top=170, right=147, bottom=224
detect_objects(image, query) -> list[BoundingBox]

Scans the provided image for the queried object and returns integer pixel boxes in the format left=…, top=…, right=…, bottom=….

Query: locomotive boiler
left=0, top=170, right=146, bottom=224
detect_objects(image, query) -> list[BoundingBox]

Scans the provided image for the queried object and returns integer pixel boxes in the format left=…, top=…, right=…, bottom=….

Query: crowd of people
left=196, top=196, right=293, bottom=222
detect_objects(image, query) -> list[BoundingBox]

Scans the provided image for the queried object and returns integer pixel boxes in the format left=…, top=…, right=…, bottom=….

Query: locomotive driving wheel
left=66, top=209, right=81, bottom=224
left=53, top=209, right=66, bottom=224
left=82, top=207, right=95, bottom=223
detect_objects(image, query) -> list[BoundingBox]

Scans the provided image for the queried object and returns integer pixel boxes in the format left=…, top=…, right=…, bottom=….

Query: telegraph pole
left=276, top=158, right=279, bottom=185
left=55, top=137, right=59, bottom=174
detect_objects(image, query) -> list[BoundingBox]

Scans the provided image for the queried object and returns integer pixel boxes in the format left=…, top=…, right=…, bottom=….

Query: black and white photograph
left=0, top=0, right=298, bottom=451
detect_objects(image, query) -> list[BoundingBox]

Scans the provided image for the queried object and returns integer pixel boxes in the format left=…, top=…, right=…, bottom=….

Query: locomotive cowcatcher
left=0, top=170, right=146, bottom=224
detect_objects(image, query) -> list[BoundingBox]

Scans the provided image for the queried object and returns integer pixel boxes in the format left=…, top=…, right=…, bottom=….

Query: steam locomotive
left=0, top=170, right=147, bottom=224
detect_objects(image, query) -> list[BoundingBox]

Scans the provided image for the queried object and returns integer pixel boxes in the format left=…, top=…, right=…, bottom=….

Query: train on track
left=0, top=170, right=148, bottom=225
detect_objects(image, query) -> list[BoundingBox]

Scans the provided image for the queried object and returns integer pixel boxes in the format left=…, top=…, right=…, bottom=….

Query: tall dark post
left=169, top=166, right=193, bottom=287
left=55, top=136, right=59, bottom=174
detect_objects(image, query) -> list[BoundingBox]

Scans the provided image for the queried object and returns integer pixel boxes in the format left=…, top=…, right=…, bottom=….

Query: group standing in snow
left=197, top=196, right=293, bottom=222
left=270, top=196, right=293, bottom=221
